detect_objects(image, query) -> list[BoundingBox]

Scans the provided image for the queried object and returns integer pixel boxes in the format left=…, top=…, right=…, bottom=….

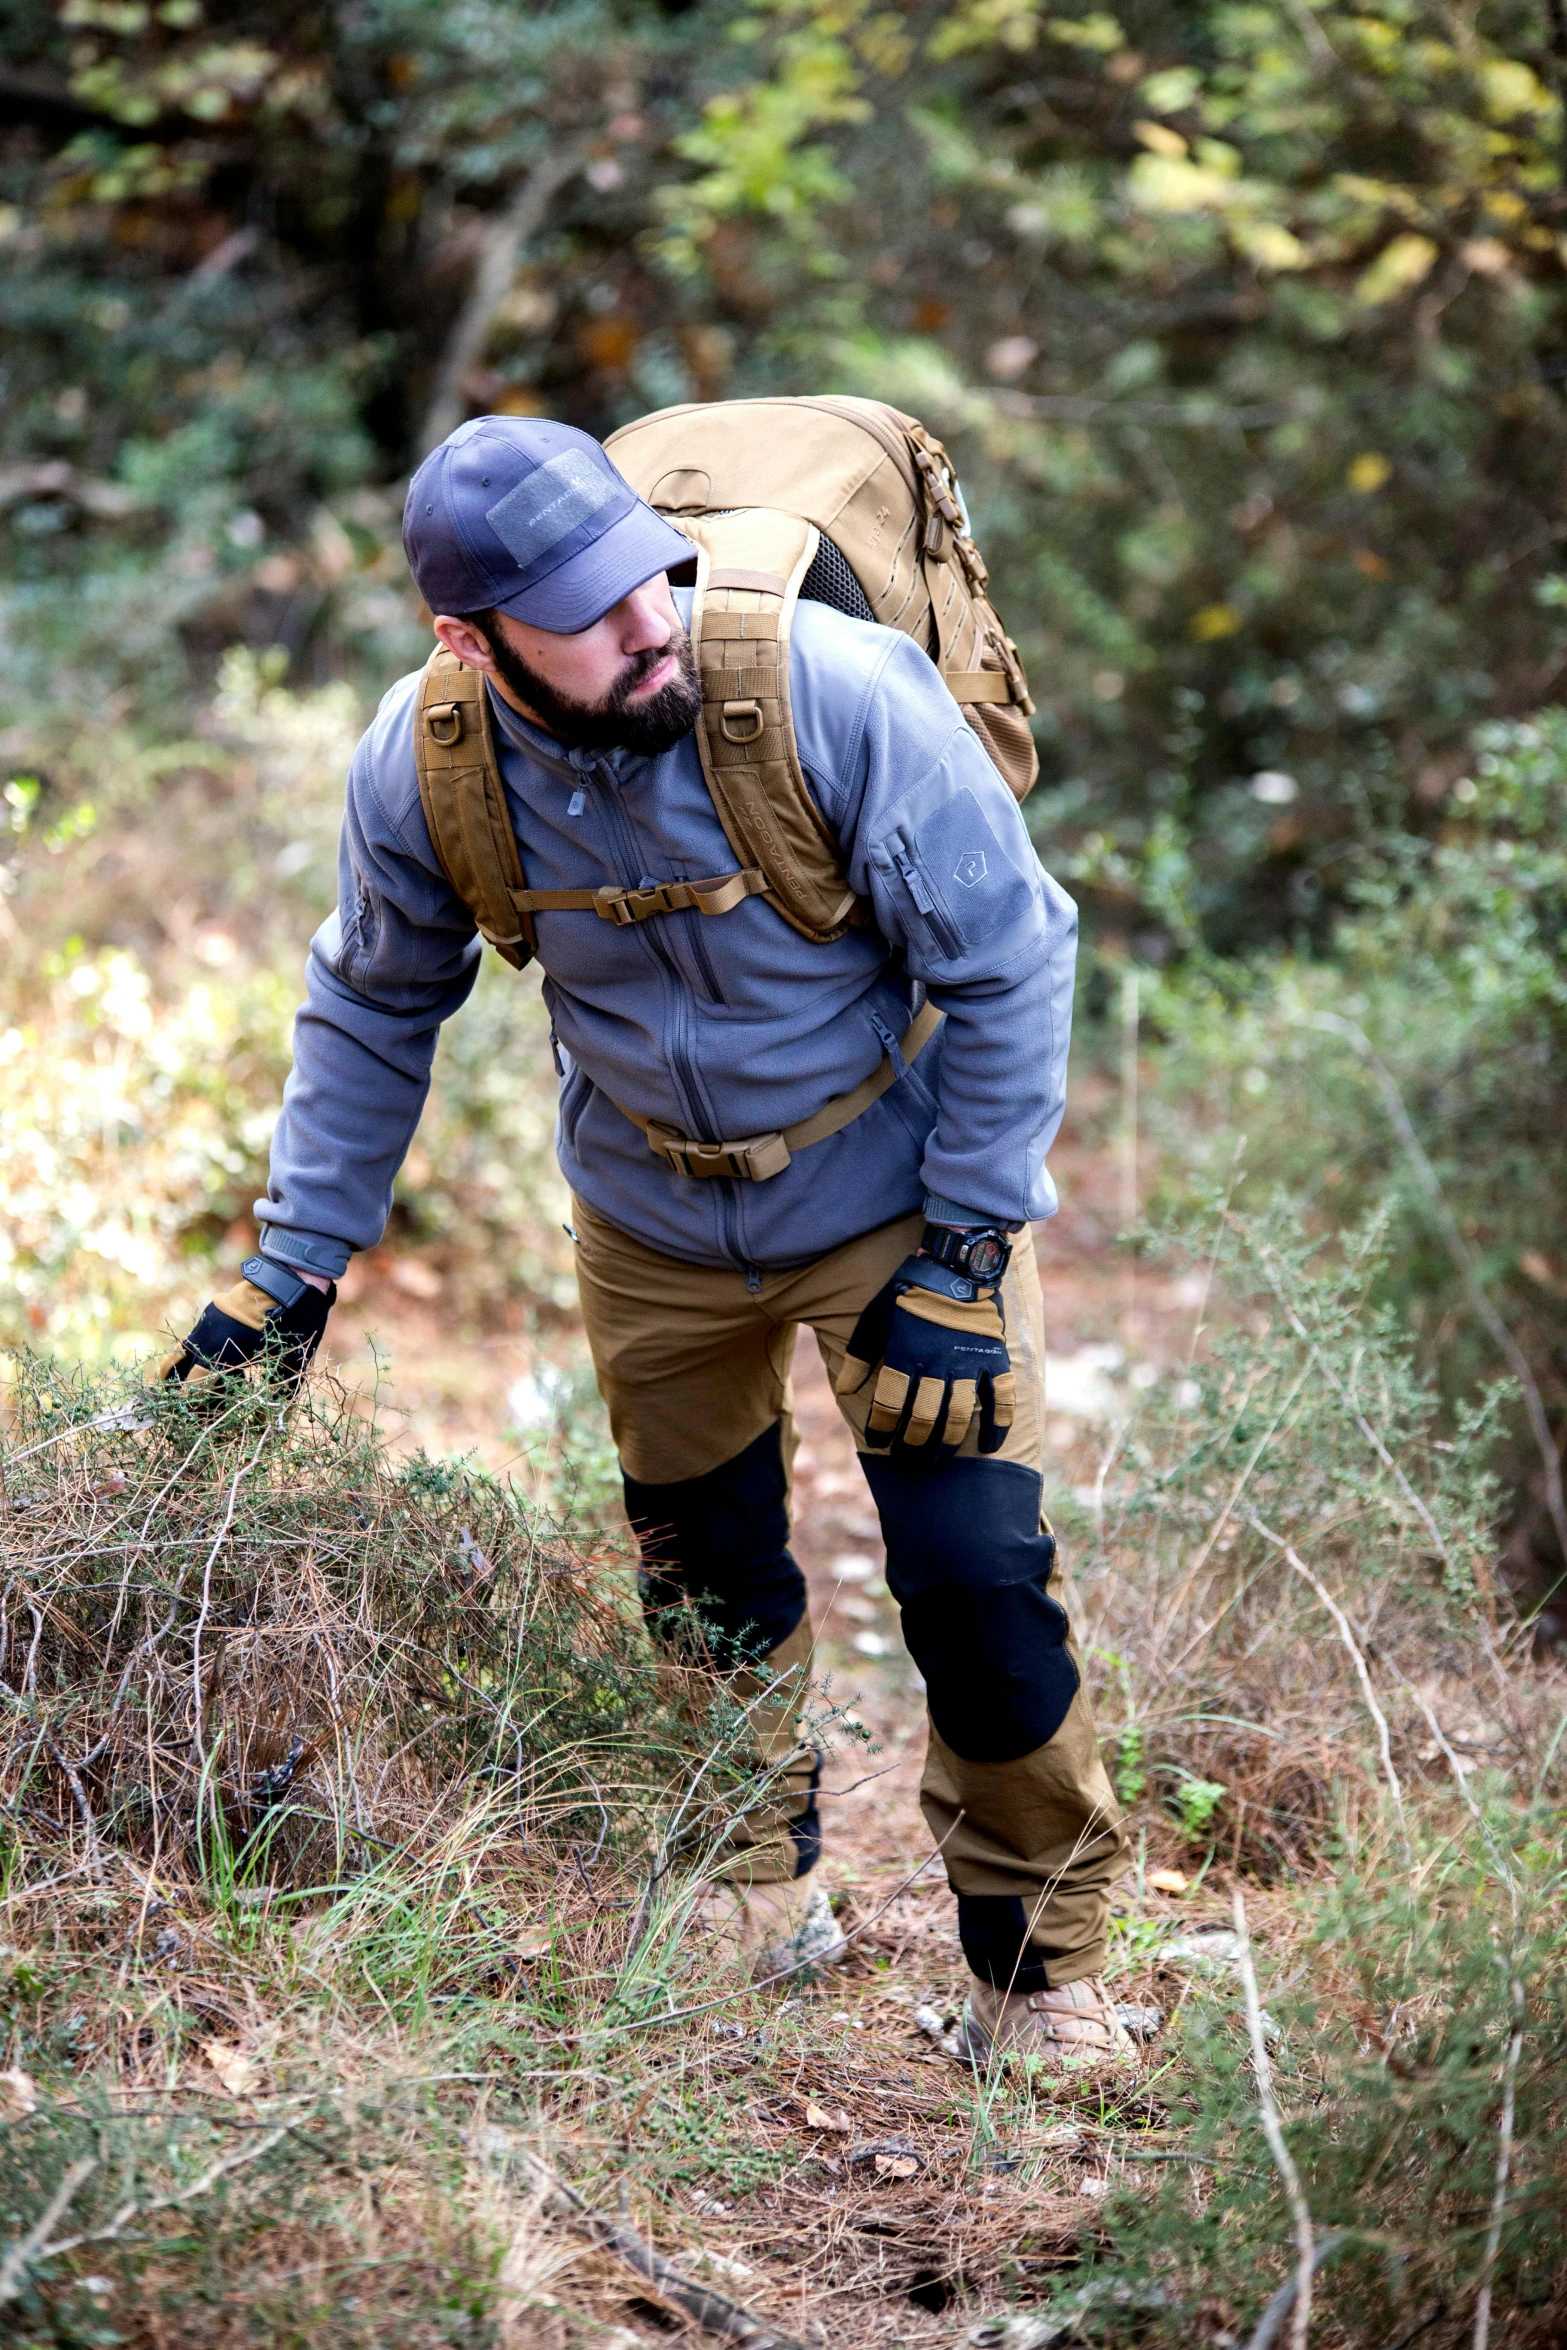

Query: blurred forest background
left=4, top=8, right=1567, bottom=2343
left=5, top=0, right=1567, bottom=1594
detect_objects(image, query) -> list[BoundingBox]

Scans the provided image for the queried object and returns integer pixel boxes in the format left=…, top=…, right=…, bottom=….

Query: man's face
left=433, top=575, right=702, bottom=758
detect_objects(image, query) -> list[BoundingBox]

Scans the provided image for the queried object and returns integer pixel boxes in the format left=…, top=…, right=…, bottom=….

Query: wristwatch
left=919, top=1222, right=1013, bottom=1286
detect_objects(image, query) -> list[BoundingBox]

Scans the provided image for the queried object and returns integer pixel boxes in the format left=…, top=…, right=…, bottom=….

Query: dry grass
left=4, top=1196, right=1566, bottom=2350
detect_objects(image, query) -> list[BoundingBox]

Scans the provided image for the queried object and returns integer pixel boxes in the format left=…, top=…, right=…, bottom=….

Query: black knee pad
left=860, top=1455, right=1078, bottom=1763
left=957, top=1893, right=1062, bottom=1992
left=625, top=1420, right=807, bottom=1667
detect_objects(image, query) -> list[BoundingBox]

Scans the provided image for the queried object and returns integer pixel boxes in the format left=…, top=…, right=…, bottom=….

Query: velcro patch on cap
left=485, top=449, right=618, bottom=570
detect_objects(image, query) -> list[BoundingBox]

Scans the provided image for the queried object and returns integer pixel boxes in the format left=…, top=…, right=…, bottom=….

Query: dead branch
left=1244, top=2231, right=1348, bottom=2350
left=420, top=142, right=592, bottom=455
left=1471, top=1977, right=1524, bottom=2350
left=1233, top=1890, right=1316, bottom=2350
left=523, top=2152, right=807, bottom=2350
left=42, top=1733, right=103, bottom=1886
left=0, top=2158, right=98, bottom=2309
left=1247, top=1515, right=1407, bottom=1836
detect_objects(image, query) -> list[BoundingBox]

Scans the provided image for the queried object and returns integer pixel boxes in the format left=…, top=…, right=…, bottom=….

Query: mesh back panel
left=799, top=533, right=875, bottom=622
left=705, top=516, right=875, bottom=621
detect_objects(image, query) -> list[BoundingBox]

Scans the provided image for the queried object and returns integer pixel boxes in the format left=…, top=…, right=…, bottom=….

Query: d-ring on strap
left=614, top=999, right=944, bottom=1181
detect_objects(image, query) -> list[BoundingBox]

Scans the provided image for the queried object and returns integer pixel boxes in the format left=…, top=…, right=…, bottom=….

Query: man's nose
left=616, top=585, right=675, bottom=654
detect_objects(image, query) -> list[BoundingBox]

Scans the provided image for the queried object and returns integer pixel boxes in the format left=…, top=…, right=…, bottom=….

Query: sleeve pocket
left=911, top=787, right=1036, bottom=951
left=336, top=874, right=380, bottom=993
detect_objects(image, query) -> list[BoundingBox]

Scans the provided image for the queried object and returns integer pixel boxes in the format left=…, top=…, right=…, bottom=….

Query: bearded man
left=158, top=415, right=1131, bottom=2068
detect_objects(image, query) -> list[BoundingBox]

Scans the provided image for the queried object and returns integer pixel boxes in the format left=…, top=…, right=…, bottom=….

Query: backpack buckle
left=426, top=701, right=465, bottom=747
left=720, top=699, right=764, bottom=745
left=595, top=882, right=674, bottom=925
left=646, top=1124, right=792, bottom=1181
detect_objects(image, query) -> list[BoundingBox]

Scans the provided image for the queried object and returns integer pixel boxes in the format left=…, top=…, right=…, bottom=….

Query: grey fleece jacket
left=254, top=593, right=1077, bottom=1280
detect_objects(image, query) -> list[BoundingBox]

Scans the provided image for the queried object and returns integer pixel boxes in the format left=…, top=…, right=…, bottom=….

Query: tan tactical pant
left=572, top=1195, right=1129, bottom=1989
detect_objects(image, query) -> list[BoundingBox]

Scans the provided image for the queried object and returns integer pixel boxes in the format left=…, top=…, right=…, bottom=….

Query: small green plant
left=1173, top=1775, right=1227, bottom=1844
left=1113, top=1721, right=1147, bottom=1809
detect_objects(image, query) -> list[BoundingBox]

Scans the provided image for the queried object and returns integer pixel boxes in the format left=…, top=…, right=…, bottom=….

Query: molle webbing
left=412, top=650, right=535, bottom=968
left=683, top=509, right=867, bottom=945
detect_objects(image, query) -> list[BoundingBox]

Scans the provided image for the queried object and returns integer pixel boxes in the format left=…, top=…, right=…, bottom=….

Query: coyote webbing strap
left=413, top=649, right=534, bottom=969
left=680, top=509, right=869, bottom=947
left=613, top=998, right=943, bottom=1182
left=509, top=869, right=768, bottom=926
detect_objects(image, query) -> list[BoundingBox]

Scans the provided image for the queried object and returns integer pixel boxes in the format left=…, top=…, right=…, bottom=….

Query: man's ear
left=432, top=614, right=497, bottom=673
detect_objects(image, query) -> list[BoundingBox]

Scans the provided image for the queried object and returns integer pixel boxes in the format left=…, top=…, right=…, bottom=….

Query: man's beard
left=482, top=620, right=703, bottom=757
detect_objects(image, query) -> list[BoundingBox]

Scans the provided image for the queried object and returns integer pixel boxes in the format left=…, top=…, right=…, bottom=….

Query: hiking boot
left=692, top=1877, right=848, bottom=1984
left=953, top=1975, right=1135, bottom=2069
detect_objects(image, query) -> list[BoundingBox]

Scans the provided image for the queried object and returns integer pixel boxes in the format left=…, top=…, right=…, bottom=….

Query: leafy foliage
left=1139, top=710, right=1567, bottom=1587
left=6, top=0, right=1567, bottom=943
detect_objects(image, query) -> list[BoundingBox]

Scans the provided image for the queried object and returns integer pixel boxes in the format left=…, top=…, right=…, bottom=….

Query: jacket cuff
left=258, top=1225, right=353, bottom=1281
left=922, top=1192, right=995, bottom=1228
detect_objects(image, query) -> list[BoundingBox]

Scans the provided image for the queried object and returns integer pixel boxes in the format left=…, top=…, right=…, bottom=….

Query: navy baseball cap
left=403, top=416, right=693, bottom=634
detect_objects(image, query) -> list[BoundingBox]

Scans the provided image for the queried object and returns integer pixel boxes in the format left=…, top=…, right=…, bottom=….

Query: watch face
left=967, top=1234, right=1005, bottom=1281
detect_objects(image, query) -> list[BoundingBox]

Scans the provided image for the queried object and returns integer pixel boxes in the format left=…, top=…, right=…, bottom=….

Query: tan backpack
left=413, top=395, right=1036, bottom=968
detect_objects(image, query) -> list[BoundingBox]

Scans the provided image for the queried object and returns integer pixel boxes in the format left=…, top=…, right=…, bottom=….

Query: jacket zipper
left=894, top=846, right=963, bottom=962
left=597, top=773, right=748, bottom=1259
left=684, top=899, right=726, bottom=1005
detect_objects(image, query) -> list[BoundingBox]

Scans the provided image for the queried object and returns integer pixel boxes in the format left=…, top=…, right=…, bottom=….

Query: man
left=161, top=415, right=1131, bottom=2066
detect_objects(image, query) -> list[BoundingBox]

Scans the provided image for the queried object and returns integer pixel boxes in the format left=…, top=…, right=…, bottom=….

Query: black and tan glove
left=837, top=1252, right=1016, bottom=1470
left=154, top=1256, right=335, bottom=1398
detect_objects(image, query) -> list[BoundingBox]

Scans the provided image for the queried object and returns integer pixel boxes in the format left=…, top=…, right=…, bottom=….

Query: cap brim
left=491, top=500, right=694, bottom=634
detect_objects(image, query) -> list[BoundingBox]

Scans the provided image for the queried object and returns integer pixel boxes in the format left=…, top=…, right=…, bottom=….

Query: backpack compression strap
left=680, top=509, right=870, bottom=945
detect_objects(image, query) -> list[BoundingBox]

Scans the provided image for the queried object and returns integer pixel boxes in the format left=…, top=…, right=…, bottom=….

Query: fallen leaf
left=804, top=2101, right=851, bottom=2133
left=514, top=1937, right=550, bottom=1962
left=201, top=2038, right=259, bottom=2096
left=0, top=2067, right=37, bottom=2119
left=1147, top=1867, right=1189, bottom=1895
left=874, top=2153, right=919, bottom=2179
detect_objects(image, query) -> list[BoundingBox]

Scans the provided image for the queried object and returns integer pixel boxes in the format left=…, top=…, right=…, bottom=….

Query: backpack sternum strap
left=682, top=509, right=869, bottom=945
left=512, top=871, right=767, bottom=925
left=413, top=649, right=536, bottom=970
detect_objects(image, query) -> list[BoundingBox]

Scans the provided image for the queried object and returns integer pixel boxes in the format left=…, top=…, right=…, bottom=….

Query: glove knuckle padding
left=946, top=1377, right=977, bottom=1447
left=860, top=1455, right=1078, bottom=1762
left=907, top=1374, right=947, bottom=1442
left=896, top=1289, right=1004, bottom=1340
left=865, top=1366, right=908, bottom=1440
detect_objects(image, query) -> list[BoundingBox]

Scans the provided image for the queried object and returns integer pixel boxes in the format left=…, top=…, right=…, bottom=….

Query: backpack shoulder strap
left=680, top=508, right=867, bottom=945
left=412, top=648, right=536, bottom=970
